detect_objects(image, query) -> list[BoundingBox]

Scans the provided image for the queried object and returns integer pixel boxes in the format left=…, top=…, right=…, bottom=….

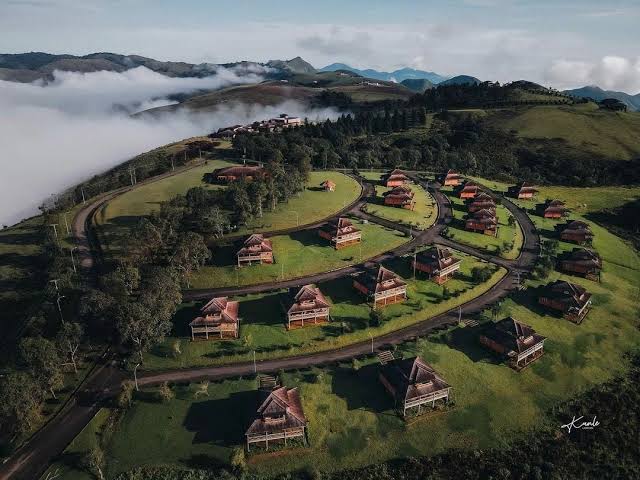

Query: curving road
left=0, top=171, right=539, bottom=480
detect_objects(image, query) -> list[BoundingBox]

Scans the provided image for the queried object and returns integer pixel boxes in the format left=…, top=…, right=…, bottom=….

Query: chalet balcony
left=246, top=427, right=306, bottom=451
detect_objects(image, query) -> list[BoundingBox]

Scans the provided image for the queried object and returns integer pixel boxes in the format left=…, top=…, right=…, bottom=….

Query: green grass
left=62, top=184, right=640, bottom=479
left=364, top=184, right=437, bottom=229
left=0, top=216, right=45, bottom=340
left=189, top=218, right=408, bottom=289
left=234, top=172, right=361, bottom=236
left=144, top=251, right=506, bottom=370
left=486, top=103, right=640, bottom=160
left=442, top=188, right=523, bottom=259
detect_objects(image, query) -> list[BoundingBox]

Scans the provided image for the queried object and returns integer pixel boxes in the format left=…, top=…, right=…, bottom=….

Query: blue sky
left=1, top=0, right=639, bottom=91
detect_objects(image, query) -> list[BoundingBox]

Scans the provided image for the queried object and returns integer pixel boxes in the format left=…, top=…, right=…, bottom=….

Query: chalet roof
left=380, top=357, right=450, bottom=402
left=383, top=185, right=414, bottom=203
left=441, top=169, right=462, bottom=179
left=563, top=220, right=592, bottom=232
left=212, top=165, right=264, bottom=178
left=415, top=246, right=461, bottom=271
left=482, top=317, right=546, bottom=357
left=509, top=182, right=538, bottom=194
left=561, top=248, right=602, bottom=269
left=190, top=297, right=239, bottom=326
left=546, top=199, right=566, bottom=208
left=383, top=169, right=410, bottom=182
left=542, top=280, right=592, bottom=310
left=358, top=265, right=406, bottom=294
left=237, top=234, right=273, bottom=256
left=245, top=386, right=307, bottom=436
left=320, top=217, right=360, bottom=237
left=288, top=284, right=330, bottom=314
left=470, top=192, right=494, bottom=203
left=469, top=209, right=498, bottom=225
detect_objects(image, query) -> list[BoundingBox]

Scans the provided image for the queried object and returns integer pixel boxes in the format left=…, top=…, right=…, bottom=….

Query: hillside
left=400, top=78, right=434, bottom=92
left=439, top=75, right=481, bottom=86
left=483, top=103, right=640, bottom=160
left=564, top=85, right=640, bottom=111
left=320, top=63, right=448, bottom=83
left=266, top=56, right=316, bottom=74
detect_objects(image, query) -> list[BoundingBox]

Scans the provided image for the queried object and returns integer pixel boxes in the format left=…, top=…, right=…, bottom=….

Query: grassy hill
left=484, top=103, right=640, bottom=160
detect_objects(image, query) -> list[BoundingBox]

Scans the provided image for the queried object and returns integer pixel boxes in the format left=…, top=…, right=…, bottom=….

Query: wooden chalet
left=559, top=220, right=594, bottom=245
left=479, top=317, right=546, bottom=370
left=353, top=265, right=407, bottom=309
left=379, top=356, right=451, bottom=417
left=383, top=185, right=416, bottom=209
left=245, top=386, right=308, bottom=451
left=457, top=181, right=480, bottom=199
left=467, top=192, right=496, bottom=213
left=189, top=297, right=239, bottom=340
left=559, top=248, right=602, bottom=281
left=465, top=208, right=498, bottom=236
left=318, top=217, right=361, bottom=249
left=286, top=284, right=331, bottom=329
left=237, top=234, right=274, bottom=266
left=321, top=180, right=336, bottom=191
left=438, top=169, right=463, bottom=187
left=382, top=169, right=410, bottom=187
left=211, top=165, right=264, bottom=183
left=538, top=280, right=593, bottom=323
left=507, top=182, right=538, bottom=200
left=538, top=199, right=568, bottom=219
left=412, top=246, right=461, bottom=284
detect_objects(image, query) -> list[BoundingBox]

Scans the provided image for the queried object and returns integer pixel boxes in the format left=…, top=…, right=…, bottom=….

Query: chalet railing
left=335, top=232, right=361, bottom=243
left=289, top=308, right=330, bottom=320
left=404, top=388, right=450, bottom=409
left=438, top=263, right=460, bottom=276
left=516, top=341, right=544, bottom=363
left=374, top=287, right=406, bottom=300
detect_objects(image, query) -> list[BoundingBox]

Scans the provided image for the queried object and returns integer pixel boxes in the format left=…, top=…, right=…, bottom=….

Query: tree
left=471, top=266, right=492, bottom=283
left=57, top=322, right=84, bottom=373
left=19, top=337, right=64, bottom=399
left=198, top=205, right=229, bottom=237
left=83, top=447, right=105, bottom=480
left=0, top=371, right=44, bottom=438
left=170, top=232, right=211, bottom=283
left=79, top=289, right=115, bottom=334
left=158, top=381, right=174, bottom=402
left=248, top=180, right=268, bottom=218
left=117, top=381, right=135, bottom=409
left=132, top=218, right=163, bottom=262
left=102, top=262, right=140, bottom=298
left=227, top=180, right=253, bottom=224
left=230, top=446, right=247, bottom=472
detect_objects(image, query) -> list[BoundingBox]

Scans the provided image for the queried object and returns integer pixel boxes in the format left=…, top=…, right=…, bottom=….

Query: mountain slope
left=267, top=56, right=316, bottom=74
left=319, top=63, right=448, bottom=84
left=563, top=86, right=640, bottom=111
left=439, top=75, right=481, bottom=86
left=400, top=78, right=434, bottom=92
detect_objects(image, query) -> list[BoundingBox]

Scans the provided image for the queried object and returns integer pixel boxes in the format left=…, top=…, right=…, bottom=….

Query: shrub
left=117, top=381, right=135, bottom=409
left=157, top=382, right=174, bottom=403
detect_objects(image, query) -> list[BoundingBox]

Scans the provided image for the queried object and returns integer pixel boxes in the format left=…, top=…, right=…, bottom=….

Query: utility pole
left=49, top=223, right=59, bottom=239
left=49, top=278, right=59, bottom=292
left=69, top=246, right=77, bottom=273
left=129, top=167, right=136, bottom=186
left=458, top=306, right=462, bottom=323
left=134, top=363, right=140, bottom=391
left=253, top=350, right=257, bottom=373
left=170, top=157, right=175, bottom=171
left=62, top=213, right=70, bottom=234
left=413, top=252, right=417, bottom=279
left=81, top=187, right=86, bottom=204
left=368, top=332, right=374, bottom=353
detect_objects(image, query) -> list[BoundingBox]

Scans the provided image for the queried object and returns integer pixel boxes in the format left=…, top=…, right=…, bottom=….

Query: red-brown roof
left=358, top=265, right=407, bottom=294
left=288, top=284, right=330, bottom=315
left=320, top=217, right=360, bottom=237
left=415, top=246, right=461, bottom=271
left=245, top=386, right=307, bottom=436
left=190, top=296, right=239, bottom=327
left=482, top=317, right=546, bottom=356
left=237, top=234, right=273, bottom=256
left=380, top=356, right=450, bottom=402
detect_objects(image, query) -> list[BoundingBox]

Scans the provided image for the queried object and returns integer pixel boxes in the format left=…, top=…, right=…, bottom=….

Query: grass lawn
left=233, top=171, right=362, bottom=236
left=144, top=250, right=506, bottom=370
left=364, top=184, right=437, bottom=229
left=51, top=184, right=640, bottom=479
left=441, top=188, right=523, bottom=259
left=189, top=218, right=408, bottom=289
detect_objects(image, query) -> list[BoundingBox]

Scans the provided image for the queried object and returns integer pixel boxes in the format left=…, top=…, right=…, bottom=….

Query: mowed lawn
left=365, top=183, right=437, bottom=229
left=145, top=250, right=506, bottom=370
left=234, top=171, right=362, bottom=236
left=189, top=218, right=407, bottom=289
left=51, top=187, right=640, bottom=479
left=441, top=188, right=523, bottom=259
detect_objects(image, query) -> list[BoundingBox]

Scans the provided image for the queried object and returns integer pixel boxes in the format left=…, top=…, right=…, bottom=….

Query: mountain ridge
left=319, top=63, right=448, bottom=84
left=563, top=85, right=640, bottom=111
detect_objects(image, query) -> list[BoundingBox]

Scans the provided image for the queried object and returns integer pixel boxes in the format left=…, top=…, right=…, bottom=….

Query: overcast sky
left=1, top=0, right=639, bottom=92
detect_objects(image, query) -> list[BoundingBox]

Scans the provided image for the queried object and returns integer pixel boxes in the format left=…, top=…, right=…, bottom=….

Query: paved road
left=0, top=172, right=539, bottom=480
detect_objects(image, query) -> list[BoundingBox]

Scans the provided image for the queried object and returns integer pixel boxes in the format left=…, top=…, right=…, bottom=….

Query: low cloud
left=544, top=56, right=640, bottom=93
left=0, top=68, right=340, bottom=227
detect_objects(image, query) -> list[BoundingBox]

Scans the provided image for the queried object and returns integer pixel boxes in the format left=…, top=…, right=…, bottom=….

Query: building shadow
left=183, top=390, right=256, bottom=445
left=434, top=324, right=500, bottom=364
left=289, top=229, right=327, bottom=248
left=330, top=364, right=390, bottom=414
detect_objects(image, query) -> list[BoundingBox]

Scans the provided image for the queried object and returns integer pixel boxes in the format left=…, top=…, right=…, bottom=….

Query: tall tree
left=19, top=337, right=64, bottom=399
left=57, top=322, right=84, bottom=374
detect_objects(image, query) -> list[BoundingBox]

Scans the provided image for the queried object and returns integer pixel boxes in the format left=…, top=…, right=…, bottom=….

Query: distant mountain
left=439, top=75, right=481, bottom=86
left=400, top=78, right=434, bottom=93
left=267, top=56, right=316, bottom=74
left=563, top=85, right=640, bottom=111
left=0, top=51, right=284, bottom=83
left=320, top=63, right=448, bottom=84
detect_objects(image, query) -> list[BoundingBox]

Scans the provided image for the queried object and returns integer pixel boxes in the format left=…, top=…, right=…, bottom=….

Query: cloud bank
left=545, top=56, right=640, bottom=93
left=0, top=68, right=339, bottom=227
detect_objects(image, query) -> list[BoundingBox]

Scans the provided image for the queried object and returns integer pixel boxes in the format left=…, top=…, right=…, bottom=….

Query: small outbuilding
left=353, top=265, right=407, bottom=309
left=538, top=199, right=568, bottom=219
left=412, top=246, right=461, bottom=284
left=465, top=209, right=498, bottom=236
left=559, top=248, right=602, bottom=281
left=508, top=182, right=538, bottom=200
left=318, top=217, right=362, bottom=249
left=538, top=280, right=593, bottom=323
left=383, top=185, right=416, bottom=209
left=559, top=220, right=594, bottom=245
left=237, top=234, right=274, bottom=266
left=382, top=169, right=410, bottom=187
left=438, top=169, right=463, bottom=186
left=286, top=284, right=331, bottom=329
left=189, top=297, right=239, bottom=340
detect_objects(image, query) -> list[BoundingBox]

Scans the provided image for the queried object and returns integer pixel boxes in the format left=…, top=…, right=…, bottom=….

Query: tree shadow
left=183, top=390, right=257, bottom=445
left=240, top=294, right=286, bottom=327
left=211, top=243, right=238, bottom=267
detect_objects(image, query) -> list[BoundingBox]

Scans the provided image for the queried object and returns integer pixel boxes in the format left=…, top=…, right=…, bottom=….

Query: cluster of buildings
left=453, top=179, right=499, bottom=237
left=210, top=114, right=303, bottom=139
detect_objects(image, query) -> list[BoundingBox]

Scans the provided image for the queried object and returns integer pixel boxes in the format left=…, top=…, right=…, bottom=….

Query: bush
left=230, top=447, right=246, bottom=472
left=117, top=381, right=135, bottom=409
left=471, top=266, right=492, bottom=283
left=157, top=382, right=174, bottom=403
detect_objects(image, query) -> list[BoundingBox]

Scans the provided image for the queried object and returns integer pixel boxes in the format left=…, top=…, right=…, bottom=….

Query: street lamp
left=292, top=210, right=299, bottom=226
left=69, top=246, right=78, bottom=272
left=134, top=363, right=140, bottom=391
left=368, top=331, right=374, bottom=354
left=56, top=295, right=66, bottom=323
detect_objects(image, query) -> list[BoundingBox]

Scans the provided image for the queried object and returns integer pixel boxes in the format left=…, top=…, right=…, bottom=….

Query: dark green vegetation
left=564, top=85, right=640, bottom=111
